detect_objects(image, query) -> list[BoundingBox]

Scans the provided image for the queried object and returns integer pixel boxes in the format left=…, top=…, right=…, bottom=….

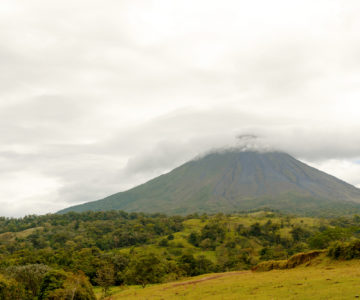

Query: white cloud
left=307, top=159, right=360, bottom=188
left=0, top=171, right=62, bottom=216
left=1, top=0, right=360, bottom=216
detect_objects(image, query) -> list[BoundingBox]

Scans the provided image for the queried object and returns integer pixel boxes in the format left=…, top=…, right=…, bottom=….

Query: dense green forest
left=1, top=210, right=360, bottom=299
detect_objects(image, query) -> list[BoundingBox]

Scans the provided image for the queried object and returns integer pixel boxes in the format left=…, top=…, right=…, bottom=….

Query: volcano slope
left=58, top=151, right=360, bottom=215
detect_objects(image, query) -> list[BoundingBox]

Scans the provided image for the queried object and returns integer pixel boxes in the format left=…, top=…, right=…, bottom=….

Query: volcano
left=58, top=150, right=360, bottom=215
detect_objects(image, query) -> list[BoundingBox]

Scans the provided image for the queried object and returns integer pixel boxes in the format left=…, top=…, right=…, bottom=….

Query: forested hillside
left=2, top=210, right=360, bottom=298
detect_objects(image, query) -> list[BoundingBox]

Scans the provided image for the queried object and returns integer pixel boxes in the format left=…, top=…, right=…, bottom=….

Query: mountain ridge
left=58, top=150, right=360, bottom=215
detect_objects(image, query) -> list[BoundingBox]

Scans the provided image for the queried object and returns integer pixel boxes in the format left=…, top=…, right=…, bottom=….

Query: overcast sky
left=1, top=0, right=360, bottom=217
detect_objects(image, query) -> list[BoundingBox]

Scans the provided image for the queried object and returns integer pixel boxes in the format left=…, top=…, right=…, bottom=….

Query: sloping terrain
left=59, top=150, right=360, bottom=215
left=103, top=256, right=360, bottom=300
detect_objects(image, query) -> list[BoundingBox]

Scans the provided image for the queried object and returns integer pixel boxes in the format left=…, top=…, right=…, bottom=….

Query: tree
left=125, top=253, right=166, bottom=287
left=194, top=255, right=215, bottom=274
left=290, top=227, right=310, bottom=242
left=249, top=223, right=262, bottom=237
left=178, top=254, right=198, bottom=276
left=188, top=232, right=200, bottom=246
left=95, top=264, right=115, bottom=298
left=38, top=270, right=95, bottom=300
left=104, top=252, right=130, bottom=285
left=0, top=274, right=25, bottom=300
left=158, top=238, right=169, bottom=247
left=201, top=223, right=226, bottom=242
left=178, top=254, right=215, bottom=276
left=6, top=264, right=50, bottom=299
left=38, top=270, right=67, bottom=300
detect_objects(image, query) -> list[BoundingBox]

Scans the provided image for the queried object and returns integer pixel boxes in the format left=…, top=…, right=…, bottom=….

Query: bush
left=328, top=240, right=360, bottom=260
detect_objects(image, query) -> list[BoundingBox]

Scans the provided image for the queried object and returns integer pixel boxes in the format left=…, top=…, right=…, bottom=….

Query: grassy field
left=100, top=256, right=360, bottom=299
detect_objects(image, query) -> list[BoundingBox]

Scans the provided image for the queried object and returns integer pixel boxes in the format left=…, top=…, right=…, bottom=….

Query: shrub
left=328, top=240, right=360, bottom=260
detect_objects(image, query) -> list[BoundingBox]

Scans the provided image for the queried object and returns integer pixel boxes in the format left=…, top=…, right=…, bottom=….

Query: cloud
left=308, top=159, right=360, bottom=188
left=1, top=104, right=360, bottom=217
left=0, top=171, right=63, bottom=216
left=0, top=0, right=360, bottom=216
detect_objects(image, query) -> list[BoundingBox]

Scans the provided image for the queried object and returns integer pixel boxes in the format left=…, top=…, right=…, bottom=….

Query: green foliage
left=158, top=238, right=169, bottom=247
left=290, top=226, right=311, bottom=242
left=259, top=246, right=287, bottom=261
left=6, top=264, right=50, bottom=299
left=38, top=270, right=68, bottom=299
left=328, top=239, right=360, bottom=260
left=0, top=274, right=25, bottom=300
left=199, top=222, right=226, bottom=249
left=38, top=270, right=95, bottom=300
left=188, top=232, right=199, bottom=246
left=2, top=210, right=360, bottom=291
left=309, top=227, right=352, bottom=249
left=125, top=253, right=167, bottom=287
left=95, top=264, right=115, bottom=297
left=178, top=254, right=215, bottom=276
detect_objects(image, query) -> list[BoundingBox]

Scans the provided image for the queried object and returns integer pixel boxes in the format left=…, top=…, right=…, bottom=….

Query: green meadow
left=101, top=256, right=360, bottom=299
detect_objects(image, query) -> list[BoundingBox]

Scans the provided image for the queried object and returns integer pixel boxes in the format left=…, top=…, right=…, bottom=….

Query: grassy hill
left=100, top=255, right=360, bottom=299
left=59, top=150, right=360, bottom=216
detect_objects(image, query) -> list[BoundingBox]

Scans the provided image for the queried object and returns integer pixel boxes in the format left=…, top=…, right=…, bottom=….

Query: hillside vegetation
left=59, top=151, right=360, bottom=215
left=2, top=210, right=360, bottom=298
